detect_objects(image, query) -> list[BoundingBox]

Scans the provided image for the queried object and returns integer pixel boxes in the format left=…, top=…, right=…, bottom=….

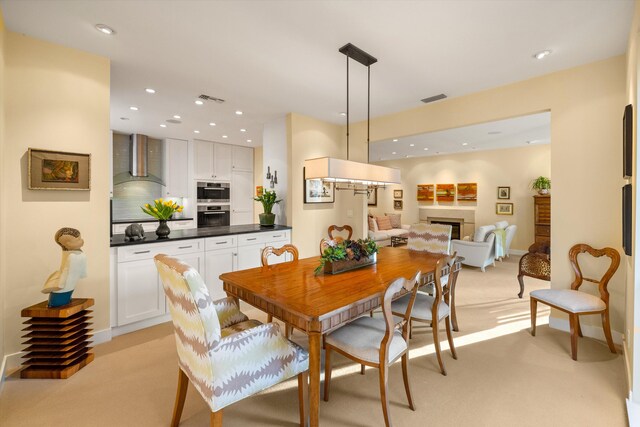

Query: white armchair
left=503, top=225, right=517, bottom=258
left=451, top=225, right=496, bottom=272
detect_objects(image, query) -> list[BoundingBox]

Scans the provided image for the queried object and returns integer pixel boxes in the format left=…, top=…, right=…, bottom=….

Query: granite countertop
left=110, top=224, right=292, bottom=247
left=112, top=217, right=194, bottom=224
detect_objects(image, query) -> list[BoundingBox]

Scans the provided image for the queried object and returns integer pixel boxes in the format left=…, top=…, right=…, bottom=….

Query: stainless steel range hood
left=113, top=134, right=164, bottom=186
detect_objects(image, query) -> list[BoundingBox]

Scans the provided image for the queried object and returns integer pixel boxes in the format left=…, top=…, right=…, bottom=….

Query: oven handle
left=203, top=188, right=225, bottom=191
left=203, top=212, right=227, bottom=215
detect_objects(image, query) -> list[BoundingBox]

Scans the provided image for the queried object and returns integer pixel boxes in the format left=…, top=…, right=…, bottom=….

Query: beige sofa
left=368, top=213, right=410, bottom=246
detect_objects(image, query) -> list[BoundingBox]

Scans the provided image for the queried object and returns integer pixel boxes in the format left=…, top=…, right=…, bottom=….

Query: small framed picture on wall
left=496, top=202, right=514, bottom=215
left=393, top=189, right=403, bottom=199
left=497, top=186, right=510, bottom=199
left=368, top=188, right=377, bottom=206
left=394, top=200, right=403, bottom=210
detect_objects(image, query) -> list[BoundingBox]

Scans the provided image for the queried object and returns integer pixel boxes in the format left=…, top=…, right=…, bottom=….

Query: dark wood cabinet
left=534, top=195, right=551, bottom=244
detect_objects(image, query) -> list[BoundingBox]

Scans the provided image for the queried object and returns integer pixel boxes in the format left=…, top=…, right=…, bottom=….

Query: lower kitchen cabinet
left=204, top=247, right=236, bottom=300
left=116, top=258, right=164, bottom=326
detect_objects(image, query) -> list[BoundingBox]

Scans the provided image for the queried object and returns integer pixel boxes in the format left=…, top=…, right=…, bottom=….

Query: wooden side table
left=20, top=298, right=94, bottom=379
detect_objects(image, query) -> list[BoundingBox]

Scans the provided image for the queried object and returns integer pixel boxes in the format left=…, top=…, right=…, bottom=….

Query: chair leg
left=576, top=317, right=583, bottom=337
left=601, top=310, right=617, bottom=354
left=401, top=354, right=415, bottom=411
left=530, top=298, right=537, bottom=336
left=298, top=372, right=309, bottom=427
left=445, top=316, right=457, bottom=360
left=432, top=321, right=446, bottom=376
left=210, top=410, right=223, bottom=426
left=378, top=365, right=391, bottom=427
left=409, top=319, right=413, bottom=339
left=517, top=274, right=525, bottom=299
left=360, top=364, right=365, bottom=375
left=569, top=314, right=579, bottom=361
left=171, top=368, right=189, bottom=427
left=323, top=347, right=332, bottom=402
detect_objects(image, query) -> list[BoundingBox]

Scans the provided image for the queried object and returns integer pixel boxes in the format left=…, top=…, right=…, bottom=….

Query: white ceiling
left=1, top=0, right=633, bottom=147
left=370, top=112, right=550, bottom=161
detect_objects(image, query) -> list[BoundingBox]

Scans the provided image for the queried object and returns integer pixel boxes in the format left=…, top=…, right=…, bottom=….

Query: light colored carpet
left=0, top=256, right=628, bottom=426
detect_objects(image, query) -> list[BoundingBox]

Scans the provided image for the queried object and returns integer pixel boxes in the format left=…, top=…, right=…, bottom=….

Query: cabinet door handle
left=134, top=250, right=150, bottom=254
left=246, top=237, right=257, bottom=241
left=272, top=234, right=282, bottom=238
left=178, top=245, right=193, bottom=249
left=233, top=253, right=237, bottom=256
left=215, top=241, right=228, bottom=245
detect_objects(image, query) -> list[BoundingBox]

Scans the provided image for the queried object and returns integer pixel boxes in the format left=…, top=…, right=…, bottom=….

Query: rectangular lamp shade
left=304, top=157, right=401, bottom=185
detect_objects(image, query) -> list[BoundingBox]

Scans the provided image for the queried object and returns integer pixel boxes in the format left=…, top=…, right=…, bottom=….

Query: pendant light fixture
left=304, top=43, right=401, bottom=193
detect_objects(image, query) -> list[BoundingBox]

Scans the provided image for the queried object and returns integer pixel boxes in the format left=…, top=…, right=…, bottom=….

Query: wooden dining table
left=220, top=246, right=461, bottom=427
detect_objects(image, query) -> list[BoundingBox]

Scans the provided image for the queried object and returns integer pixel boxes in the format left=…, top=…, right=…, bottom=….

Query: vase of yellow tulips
left=141, top=199, right=184, bottom=238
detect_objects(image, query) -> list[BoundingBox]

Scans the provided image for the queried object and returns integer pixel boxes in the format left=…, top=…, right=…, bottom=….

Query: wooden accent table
left=221, top=247, right=461, bottom=427
left=20, top=298, right=94, bottom=379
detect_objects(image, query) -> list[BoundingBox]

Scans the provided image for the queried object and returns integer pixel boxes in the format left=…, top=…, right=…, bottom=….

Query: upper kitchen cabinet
left=164, top=138, right=189, bottom=197
left=194, top=140, right=233, bottom=181
left=232, top=145, right=253, bottom=172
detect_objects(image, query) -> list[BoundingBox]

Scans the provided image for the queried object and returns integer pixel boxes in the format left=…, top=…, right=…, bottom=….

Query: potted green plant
left=315, top=239, right=379, bottom=275
left=530, top=176, right=551, bottom=195
left=254, top=190, right=281, bottom=227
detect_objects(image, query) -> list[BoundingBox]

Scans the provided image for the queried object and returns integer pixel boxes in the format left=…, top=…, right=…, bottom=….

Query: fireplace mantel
left=419, top=207, right=475, bottom=239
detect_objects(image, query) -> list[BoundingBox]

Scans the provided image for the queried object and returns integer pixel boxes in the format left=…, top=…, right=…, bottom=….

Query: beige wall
left=289, top=113, right=367, bottom=258
left=253, top=146, right=263, bottom=223
left=2, top=32, right=110, bottom=358
left=370, top=144, right=551, bottom=251
left=0, top=8, right=6, bottom=371
left=347, top=56, right=626, bottom=335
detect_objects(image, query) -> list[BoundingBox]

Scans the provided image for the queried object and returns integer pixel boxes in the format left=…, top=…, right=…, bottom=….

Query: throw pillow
left=376, top=216, right=392, bottom=231
left=368, top=216, right=378, bottom=232
left=385, top=213, right=401, bottom=228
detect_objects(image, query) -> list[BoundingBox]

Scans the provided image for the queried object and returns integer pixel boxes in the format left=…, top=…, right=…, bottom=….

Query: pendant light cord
left=346, top=54, right=350, bottom=160
left=367, top=65, right=370, bottom=164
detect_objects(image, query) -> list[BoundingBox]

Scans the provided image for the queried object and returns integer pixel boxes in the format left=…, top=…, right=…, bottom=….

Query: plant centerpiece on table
left=315, top=238, right=379, bottom=275
left=141, top=198, right=183, bottom=238
left=254, top=190, right=281, bottom=227
left=530, top=176, right=551, bottom=195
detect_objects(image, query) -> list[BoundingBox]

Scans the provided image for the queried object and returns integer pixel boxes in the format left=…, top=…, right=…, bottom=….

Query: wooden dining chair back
left=324, top=271, right=421, bottom=427
left=328, top=224, right=353, bottom=241
left=391, top=253, right=458, bottom=375
left=530, top=243, right=620, bottom=360
left=261, top=244, right=299, bottom=266
left=154, top=254, right=309, bottom=426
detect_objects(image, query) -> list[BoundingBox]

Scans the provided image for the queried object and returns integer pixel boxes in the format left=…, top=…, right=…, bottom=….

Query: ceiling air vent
left=198, top=94, right=225, bottom=103
left=421, top=94, right=447, bottom=104
left=166, top=119, right=182, bottom=124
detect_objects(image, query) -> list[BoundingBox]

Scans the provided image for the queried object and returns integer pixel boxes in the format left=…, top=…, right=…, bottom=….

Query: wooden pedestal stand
left=20, top=298, right=94, bottom=379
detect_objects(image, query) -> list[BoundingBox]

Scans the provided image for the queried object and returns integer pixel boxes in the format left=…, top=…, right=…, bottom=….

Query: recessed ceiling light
left=423, top=148, right=429, bottom=151
left=462, top=142, right=468, bottom=146
left=160, top=124, right=167, bottom=128
left=145, top=88, right=155, bottom=94
left=240, top=128, right=246, bottom=132
left=129, top=106, right=138, bottom=111
left=247, top=139, right=252, bottom=143
left=405, top=155, right=411, bottom=158
left=392, top=151, right=397, bottom=155
left=339, top=112, right=347, bottom=116
left=533, top=50, right=551, bottom=60
left=120, top=117, right=129, bottom=121
left=222, top=135, right=228, bottom=138
left=209, top=122, right=216, bottom=126
left=95, top=24, right=115, bottom=35
left=393, top=139, right=398, bottom=142
left=173, top=115, right=181, bottom=119
left=235, top=110, right=243, bottom=115
left=195, top=100, right=204, bottom=105
left=194, top=130, right=200, bottom=134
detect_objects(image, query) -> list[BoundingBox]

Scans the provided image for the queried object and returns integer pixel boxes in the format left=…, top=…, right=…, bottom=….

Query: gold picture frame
left=496, top=202, right=514, bottom=215
left=28, top=148, right=91, bottom=190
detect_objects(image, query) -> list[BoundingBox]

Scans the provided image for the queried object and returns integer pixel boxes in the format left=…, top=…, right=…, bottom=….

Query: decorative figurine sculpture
left=42, top=228, right=87, bottom=307
left=124, top=223, right=145, bottom=241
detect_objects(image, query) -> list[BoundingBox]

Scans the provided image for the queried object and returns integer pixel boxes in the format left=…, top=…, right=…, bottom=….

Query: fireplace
left=430, top=220, right=461, bottom=240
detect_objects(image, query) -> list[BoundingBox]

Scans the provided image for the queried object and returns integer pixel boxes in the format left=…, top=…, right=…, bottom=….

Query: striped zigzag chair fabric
left=154, top=254, right=309, bottom=425
left=407, top=223, right=452, bottom=254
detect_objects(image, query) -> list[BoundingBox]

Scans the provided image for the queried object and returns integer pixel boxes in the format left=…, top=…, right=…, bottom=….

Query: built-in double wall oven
left=197, top=182, right=231, bottom=228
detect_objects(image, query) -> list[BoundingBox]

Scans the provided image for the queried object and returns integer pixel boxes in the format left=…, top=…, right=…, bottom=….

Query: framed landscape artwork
left=417, top=184, right=434, bottom=201
left=623, top=184, right=632, bottom=255
left=303, top=167, right=335, bottom=203
left=394, top=200, right=403, bottom=210
left=457, top=183, right=477, bottom=201
left=496, top=202, right=514, bottom=215
left=394, top=189, right=403, bottom=199
left=624, top=104, right=633, bottom=178
left=436, top=184, right=455, bottom=202
left=28, top=148, right=91, bottom=190
left=497, top=186, right=510, bottom=199
left=368, top=188, right=378, bottom=206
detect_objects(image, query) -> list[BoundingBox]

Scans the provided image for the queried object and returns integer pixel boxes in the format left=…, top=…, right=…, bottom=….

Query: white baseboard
left=111, top=314, right=171, bottom=337
left=1, top=350, right=24, bottom=384
left=93, top=328, right=112, bottom=346
left=509, top=249, right=527, bottom=256
left=627, top=392, right=640, bottom=427
left=548, top=316, right=623, bottom=345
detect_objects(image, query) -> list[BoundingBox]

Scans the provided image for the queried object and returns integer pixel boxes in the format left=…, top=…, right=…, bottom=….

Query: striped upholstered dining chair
left=154, top=254, right=309, bottom=427
left=407, top=223, right=452, bottom=254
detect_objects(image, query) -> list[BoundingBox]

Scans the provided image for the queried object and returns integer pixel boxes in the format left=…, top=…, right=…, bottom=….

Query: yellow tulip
left=145, top=203, right=150, bottom=208
left=159, top=198, right=163, bottom=203
left=154, top=199, right=159, bottom=204
left=152, top=207, right=158, bottom=211
left=177, top=207, right=183, bottom=212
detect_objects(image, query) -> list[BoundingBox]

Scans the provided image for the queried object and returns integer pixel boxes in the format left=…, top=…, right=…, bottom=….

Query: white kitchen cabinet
left=231, top=170, right=254, bottom=225
left=194, top=139, right=214, bottom=180
left=164, top=138, right=189, bottom=197
left=232, top=145, right=254, bottom=171
left=204, top=247, right=236, bottom=300
left=213, top=143, right=233, bottom=181
left=117, top=258, right=164, bottom=326
left=236, top=242, right=265, bottom=270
